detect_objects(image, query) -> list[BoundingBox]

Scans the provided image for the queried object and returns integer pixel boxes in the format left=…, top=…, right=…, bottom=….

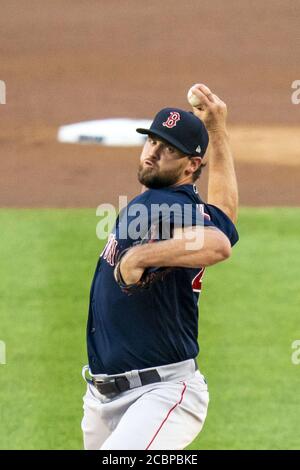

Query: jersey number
left=192, top=267, right=205, bottom=292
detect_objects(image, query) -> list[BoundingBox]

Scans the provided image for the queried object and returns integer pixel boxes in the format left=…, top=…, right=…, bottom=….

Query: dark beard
left=137, top=164, right=182, bottom=189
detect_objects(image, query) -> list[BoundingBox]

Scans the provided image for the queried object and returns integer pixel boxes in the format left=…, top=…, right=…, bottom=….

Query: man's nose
left=149, top=142, right=162, bottom=160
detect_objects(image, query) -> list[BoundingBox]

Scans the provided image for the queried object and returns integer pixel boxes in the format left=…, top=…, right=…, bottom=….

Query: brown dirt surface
left=1, top=0, right=300, bottom=207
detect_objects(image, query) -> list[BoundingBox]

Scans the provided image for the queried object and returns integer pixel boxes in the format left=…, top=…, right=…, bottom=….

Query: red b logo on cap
left=162, top=111, right=181, bottom=128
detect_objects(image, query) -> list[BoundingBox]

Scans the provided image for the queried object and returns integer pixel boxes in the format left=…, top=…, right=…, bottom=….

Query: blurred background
left=0, top=0, right=299, bottom=449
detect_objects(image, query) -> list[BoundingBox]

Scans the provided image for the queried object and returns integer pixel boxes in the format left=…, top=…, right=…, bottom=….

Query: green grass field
left=0, top=208, right=299, bottom=450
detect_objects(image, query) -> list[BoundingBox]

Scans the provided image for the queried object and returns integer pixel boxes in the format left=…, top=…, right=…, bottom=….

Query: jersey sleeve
left=145, top=189, right=239, bottom=247
left=165, top=202, right=238, bottom=247
left=203, top=204, right=239, bottom=247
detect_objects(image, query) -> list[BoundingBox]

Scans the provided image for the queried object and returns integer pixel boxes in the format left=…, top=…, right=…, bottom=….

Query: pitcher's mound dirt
left=0, top=126, right=299, bottom=207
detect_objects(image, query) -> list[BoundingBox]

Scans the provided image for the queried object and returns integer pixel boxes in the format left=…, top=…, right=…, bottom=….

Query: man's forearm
left=125, top=228, right=231, bottom=271
left=188, top=83, right=239, bottom=223
left=207, top=129, right=239, bottom=223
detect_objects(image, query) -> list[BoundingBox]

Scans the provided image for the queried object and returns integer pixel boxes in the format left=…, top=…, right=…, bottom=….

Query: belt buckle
left=93, top=378, right=105, bottom=385
left=92, top=378, right=116, bottom=397
left=92, top=376, right=129, bottom=396
left=92, top=377, right=115, bottom=388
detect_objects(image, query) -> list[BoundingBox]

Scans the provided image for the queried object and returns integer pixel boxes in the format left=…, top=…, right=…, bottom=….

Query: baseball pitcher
left=81, top=84, right=239, bottom=450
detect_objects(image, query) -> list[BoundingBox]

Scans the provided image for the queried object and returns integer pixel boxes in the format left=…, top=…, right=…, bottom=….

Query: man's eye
left=167, top=146, right=175, bottom=153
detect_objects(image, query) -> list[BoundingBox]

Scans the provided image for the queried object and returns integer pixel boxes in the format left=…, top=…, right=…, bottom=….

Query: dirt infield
left=0, top=0, right=299, bottom=207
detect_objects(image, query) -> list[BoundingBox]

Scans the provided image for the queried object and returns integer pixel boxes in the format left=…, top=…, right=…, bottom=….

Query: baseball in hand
left=187, top=86, right=201, bottom=107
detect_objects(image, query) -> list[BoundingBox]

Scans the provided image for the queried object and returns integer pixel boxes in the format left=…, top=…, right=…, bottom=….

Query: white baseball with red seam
left=187, top=85, right=202, bottom=107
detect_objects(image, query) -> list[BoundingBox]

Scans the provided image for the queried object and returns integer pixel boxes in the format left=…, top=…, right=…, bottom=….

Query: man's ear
left=190, top=156, right=202, bottom=171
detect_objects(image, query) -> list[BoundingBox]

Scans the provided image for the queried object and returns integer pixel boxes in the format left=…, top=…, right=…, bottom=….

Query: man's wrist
left=207, top=127, right=229, bottom=138
left=207, top=128, right=229, bottom=147
left=126, top=244, right=148, bottom=269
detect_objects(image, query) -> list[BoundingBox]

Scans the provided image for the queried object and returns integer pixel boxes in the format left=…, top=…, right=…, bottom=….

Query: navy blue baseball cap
left=136, top=107, right=209, bottom=157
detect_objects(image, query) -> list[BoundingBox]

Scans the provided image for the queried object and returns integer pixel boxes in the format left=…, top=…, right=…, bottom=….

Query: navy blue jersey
left=87, top=184, right=238, bottom=374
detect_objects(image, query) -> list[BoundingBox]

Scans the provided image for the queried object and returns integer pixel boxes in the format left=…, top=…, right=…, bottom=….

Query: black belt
left=91, top=359, right=198, bottom=397
left=92, top=369, right=161, bottom=396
